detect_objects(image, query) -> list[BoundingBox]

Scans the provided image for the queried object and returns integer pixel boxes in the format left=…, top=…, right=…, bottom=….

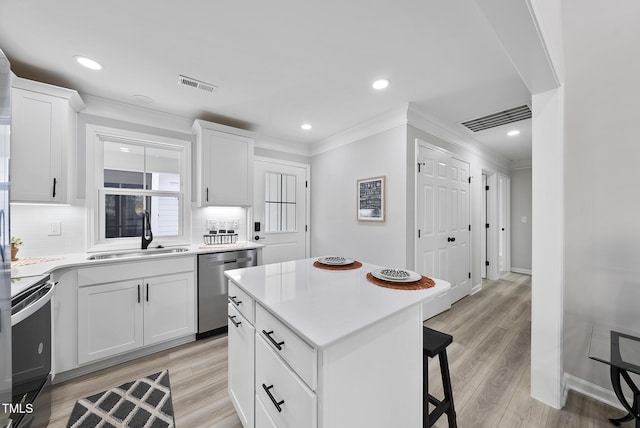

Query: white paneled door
left=416, top=144, right=471, bottom=306
left=253, top=159, right=309, bottom=264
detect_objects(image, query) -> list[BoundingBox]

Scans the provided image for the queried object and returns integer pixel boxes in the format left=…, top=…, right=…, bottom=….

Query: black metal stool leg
left=424, top=350, right=429, bottom=428
left=439, top=350, right=457, bottom=428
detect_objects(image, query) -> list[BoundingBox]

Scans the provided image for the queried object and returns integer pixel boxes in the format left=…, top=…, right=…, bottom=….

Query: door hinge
left=468, top=272, right=471, bottom=279
left=486, top=261, right=490, bottom=266
left=485, top=185, right=490, bottom=191
left=485, top=223, right=490, bottom=228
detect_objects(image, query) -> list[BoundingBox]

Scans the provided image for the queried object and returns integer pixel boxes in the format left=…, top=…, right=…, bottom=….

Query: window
left=265, top=172, right=297, bottom=232
left=88, top=126, right=190, bottom=249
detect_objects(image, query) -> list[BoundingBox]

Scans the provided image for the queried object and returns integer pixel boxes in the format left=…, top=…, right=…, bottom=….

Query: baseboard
left=470, top=283, right=482, bottom=295
left=564, top=373, right=627, bottom=412
left=52, top=335, right=195, bottom=384
left=511, top=267, right=532, bottom=275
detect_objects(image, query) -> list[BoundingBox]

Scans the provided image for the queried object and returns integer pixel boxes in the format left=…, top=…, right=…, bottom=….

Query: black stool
left=423, top=327, right=457, bottom=428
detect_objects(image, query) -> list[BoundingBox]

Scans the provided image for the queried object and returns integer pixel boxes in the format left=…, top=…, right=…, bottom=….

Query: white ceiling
left=0, top=0, right=532, bottom=162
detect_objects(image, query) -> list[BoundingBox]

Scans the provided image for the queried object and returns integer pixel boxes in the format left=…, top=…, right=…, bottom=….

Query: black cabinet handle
left=262, top=330, right=285, bottom=350
left=229, top=296, right=242, bottom=306
left=262, top=384, right=284, bottom=412
left=52, top=177, right=57, bottom=198
left=137, top=284, right=140, bottom=303
left=447, top=237, right=456, bottom=242
left=228, top=315, right=241, bottom=327
left=146, top=283, right=149, bottom=302
left=206, top=187, right=209, bottom=202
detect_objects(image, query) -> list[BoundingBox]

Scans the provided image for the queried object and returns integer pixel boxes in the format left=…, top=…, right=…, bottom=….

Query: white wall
left=562, top=0, right=640, bottom=394
left=510, top=168, right=532, bottom=272
left=310, top=126, right=409, bottom=267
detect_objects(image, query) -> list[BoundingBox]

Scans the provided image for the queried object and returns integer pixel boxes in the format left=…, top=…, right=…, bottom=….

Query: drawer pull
left=262, top=330, right=284, bottom=350
left=262, top=383, right=285, bottom=412
left=228, top=315, right=242, bottom=327
left=229, top=295, right=242, bottom=306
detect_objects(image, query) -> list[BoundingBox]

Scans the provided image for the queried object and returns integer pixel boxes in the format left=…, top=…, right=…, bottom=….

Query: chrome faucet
left=141, top=210, right=153, bottom=249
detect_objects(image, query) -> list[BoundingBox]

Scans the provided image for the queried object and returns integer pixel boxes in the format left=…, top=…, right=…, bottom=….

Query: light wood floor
left=49, top=273, right=622, bottom=427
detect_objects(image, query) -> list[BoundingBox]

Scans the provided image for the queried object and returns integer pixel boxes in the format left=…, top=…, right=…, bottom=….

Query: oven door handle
left=11, top=282, right=57, bottom=326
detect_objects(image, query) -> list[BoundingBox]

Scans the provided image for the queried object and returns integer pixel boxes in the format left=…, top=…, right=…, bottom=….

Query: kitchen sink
left=87, top=247, right=190, bottom=260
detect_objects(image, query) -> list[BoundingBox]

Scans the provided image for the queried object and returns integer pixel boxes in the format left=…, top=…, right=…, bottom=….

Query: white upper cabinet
left=193, top=119, right=255, bottom=207
left=11, top=77, right=84, bottom=203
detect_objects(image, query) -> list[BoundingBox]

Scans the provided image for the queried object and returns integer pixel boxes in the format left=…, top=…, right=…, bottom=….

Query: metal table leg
left=610, top=365, right=640, bottom=427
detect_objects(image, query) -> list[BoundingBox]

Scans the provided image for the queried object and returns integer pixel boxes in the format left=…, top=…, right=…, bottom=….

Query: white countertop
left=11, top=242, right=263, bottom=278
left=224, top=258, right=450, bottom=349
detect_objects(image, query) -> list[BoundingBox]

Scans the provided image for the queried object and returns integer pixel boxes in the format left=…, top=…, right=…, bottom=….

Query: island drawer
left=228, top=281, right=254, bottom=323
left=255, top=335, right=317, bottom=428
left=255, top=394, right=278, bottom=428
left=255, top=304, right=318, bottom=390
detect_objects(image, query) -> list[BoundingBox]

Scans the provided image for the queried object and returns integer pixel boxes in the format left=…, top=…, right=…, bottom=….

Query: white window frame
left=86, top=124, right=191, bottom=252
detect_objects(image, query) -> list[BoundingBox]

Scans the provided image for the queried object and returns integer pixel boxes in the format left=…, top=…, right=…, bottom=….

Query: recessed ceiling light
left=301, top=124, right=312, bottom=130
left=372, top=79, right=390, bottom=90
left=507, top=130, right=520, bottom=136
left=74, top=55, right=102, bottom=70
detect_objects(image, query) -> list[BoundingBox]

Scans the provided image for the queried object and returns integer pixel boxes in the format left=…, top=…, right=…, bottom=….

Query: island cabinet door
left=228, top=303, right=255, bottom=428
left=143, top=272, right=196, bottom=346
left=78, top=280, right=144, bottom=364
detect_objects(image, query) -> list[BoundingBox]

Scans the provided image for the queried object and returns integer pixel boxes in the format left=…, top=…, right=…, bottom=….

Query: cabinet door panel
left=78, top=280, right=143, bottom=364
left=11, top=88, right=66, bottom=202
left=143, top=272, right=195, bottom=345
left=197, top=125, right=254, bottom=207
left=228, top=304, right=255, bottom=428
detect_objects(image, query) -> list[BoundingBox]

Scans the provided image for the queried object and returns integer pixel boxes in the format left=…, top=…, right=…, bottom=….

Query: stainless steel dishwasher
left=197, top=249, right=257, bottom=338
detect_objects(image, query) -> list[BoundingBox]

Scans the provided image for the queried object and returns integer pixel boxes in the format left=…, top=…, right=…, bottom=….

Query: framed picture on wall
left=357, top=176, right=385, bottom=221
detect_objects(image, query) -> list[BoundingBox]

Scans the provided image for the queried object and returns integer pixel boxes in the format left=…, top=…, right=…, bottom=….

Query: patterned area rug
left=66, top=370, right=175, bottom=428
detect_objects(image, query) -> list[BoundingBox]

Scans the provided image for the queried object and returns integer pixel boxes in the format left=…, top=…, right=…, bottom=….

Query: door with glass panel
left=253, top=159, right=309, bottom=264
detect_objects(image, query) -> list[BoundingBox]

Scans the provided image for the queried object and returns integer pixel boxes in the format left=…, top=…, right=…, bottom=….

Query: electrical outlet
left=48, top=221, right=62, bottom=236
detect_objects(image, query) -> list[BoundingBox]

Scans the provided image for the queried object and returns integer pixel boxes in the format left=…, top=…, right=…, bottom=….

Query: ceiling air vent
left=177, top=75, right=217, bottom=93
left=461, top=105, right=531, bottom=132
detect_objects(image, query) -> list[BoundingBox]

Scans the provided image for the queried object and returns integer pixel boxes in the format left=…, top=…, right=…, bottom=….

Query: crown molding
left=254, top=134, right=313, bottom=157
left=510, top=159, right=533, bottom=170
left=310, top=106, right=409, bottom=156
left=407, top=103, right=512, bottom=170
left=81, top=93, right=194, bottom=134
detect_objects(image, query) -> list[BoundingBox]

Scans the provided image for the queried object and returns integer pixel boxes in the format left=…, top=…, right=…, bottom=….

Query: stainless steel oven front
left=10, top=275, right=55, bottom=428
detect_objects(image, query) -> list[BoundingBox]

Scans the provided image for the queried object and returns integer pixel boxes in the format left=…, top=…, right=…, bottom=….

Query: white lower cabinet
left=78, top=280, right=144, bottom=363
left=255, top=335, right=317, bottom=428
left=78, top=271, right=195, bottom=365
left=144, top=274, right=196, bottom=345
left=228, top=304, right=255, bottom=428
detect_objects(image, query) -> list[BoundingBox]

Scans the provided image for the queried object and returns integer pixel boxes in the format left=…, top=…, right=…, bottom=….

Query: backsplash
left=11, top=203, right=87, bottom=257
left=10, top=202, right=249, bottom=257
left=190, top=205, right=248, bottom=244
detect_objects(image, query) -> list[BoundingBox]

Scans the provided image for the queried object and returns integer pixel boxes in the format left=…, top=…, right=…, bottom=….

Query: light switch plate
left=48, top=221, right=62, bottom=236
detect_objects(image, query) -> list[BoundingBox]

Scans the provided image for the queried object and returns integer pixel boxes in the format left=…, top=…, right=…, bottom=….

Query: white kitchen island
left=224, top=258, right=450, bottom=428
